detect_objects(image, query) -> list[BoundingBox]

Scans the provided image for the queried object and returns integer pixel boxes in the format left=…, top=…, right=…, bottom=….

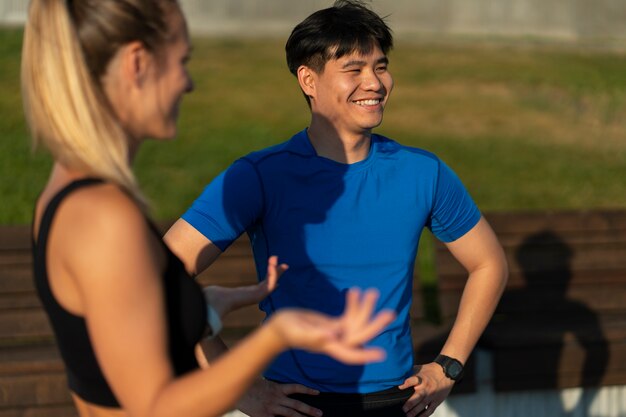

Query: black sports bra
left=32, top=178, right=207, bottom=407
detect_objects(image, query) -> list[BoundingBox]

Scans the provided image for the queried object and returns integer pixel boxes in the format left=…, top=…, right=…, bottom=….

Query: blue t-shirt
left=183, top=129, right=480, bottom=393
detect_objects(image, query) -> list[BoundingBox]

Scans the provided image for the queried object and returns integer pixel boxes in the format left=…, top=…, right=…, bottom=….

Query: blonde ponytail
left=21, top=0, right=176, bottom=209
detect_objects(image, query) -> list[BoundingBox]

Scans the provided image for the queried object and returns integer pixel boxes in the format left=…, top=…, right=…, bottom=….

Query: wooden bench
left=0, top=223, right=427, bottom=414
left=0, top=225, right=77, bottom=417
left=434, top=210, right=626, bottom=392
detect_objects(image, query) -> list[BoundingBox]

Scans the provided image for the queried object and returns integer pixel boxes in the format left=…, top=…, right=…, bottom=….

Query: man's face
left=310, top=44, right=394, bottom=136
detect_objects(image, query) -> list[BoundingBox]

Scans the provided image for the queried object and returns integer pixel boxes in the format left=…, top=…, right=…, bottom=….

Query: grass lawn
left=3, top=28, right=626, bottom=322
left=4, top=31, right=625, bottom=225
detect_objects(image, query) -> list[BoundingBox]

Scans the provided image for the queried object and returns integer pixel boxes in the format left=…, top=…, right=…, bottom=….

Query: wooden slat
left=222, top=305, right=264, bottom=328
left=0, top=251, right=31, bottom=268
left=0, top=294, right=42, bottom=310
left=437, top=269, right=626, bottom=293
left=0, top=405, right=78, bottom=417
left=409, top=295, right=425, bottom=321
left=484, top=210, right=626, bottom=234
left=439, top=283, right=626, bottom=317
left=196, top=256, right=257, bottom=287
left=0, top=373, right=72, bottom=408
left=482, top=313, right=626, bottom=347
left=0, top=309, right=53, bottom=343
left=0, top=344, right=64, bottom=375
left=491, top=342, right=626, bottom=391
left=436, top=242, right=626, bottom=279
left=0, top=269, right=35, bottom=294
left=0, top=226, right=31, bottom=250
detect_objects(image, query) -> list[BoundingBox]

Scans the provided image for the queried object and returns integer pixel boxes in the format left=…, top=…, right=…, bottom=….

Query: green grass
left=4, top=29, right=626, bottom=322
left=139, top=39, right=626, bottom=220
left=4, top=32, right=626, bottom=224
left=0, top=29, right=53, bottom=223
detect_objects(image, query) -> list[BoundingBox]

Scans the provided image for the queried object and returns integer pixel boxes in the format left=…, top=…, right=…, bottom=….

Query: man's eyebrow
left=341, top=56, right=389, bottom=68
left=342, top=59, right=367, bottom=68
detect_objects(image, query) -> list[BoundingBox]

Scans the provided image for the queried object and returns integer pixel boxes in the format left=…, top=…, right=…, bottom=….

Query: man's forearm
left=440, top=264, right=508, bottom=363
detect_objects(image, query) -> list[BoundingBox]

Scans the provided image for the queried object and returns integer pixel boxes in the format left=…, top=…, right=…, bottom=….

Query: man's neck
left=307, top=122, right=371, bottom=164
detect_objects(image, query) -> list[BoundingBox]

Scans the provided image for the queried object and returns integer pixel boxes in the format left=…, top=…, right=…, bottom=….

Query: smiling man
left=164, top=1, right=508, bottom=416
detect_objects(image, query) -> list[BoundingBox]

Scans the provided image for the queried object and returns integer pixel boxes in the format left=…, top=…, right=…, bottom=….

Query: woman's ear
left=119, top=41, right=152, bottom=88
left=100, top=41, right=153, bottom=135
left=297, top=65, right=316, bottom=99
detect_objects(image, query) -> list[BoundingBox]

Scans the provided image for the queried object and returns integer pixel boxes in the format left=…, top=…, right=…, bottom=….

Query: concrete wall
left=178, top=0, right=626, bottom=44
left=0, top=0, right=27, bottom=25
left=3, top=0, right=626, bottom=45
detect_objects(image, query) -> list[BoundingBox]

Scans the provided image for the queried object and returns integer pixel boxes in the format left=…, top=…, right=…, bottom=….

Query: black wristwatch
left=434, top=354, right=464, bottom=381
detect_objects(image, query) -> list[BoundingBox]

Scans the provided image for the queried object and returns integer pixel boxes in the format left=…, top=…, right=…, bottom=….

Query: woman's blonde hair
left=21, top=0, right=179, bottom=208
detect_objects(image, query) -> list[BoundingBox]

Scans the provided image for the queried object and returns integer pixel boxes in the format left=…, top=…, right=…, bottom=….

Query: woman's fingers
left=263, top=255, right=288, bottom=293
left=340, top=288, right=395, bottom=345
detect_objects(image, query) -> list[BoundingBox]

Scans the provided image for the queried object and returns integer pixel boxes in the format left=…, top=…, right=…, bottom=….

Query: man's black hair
left=285, top=0, right=393, bottom=76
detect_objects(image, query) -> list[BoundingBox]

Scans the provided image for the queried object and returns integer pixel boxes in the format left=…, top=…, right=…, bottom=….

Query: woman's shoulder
left=60, top=182, right=145, bottom=227
left=43, top=180, right=161, bottom=312
left=51, top=181, right=152, bottom=259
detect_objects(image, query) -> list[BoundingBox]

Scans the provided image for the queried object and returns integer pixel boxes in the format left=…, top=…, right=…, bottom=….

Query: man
left=165, top=1, right=508, bottom=416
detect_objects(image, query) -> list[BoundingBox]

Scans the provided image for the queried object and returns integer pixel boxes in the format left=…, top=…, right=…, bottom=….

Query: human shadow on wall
left=414, top=229, right=609, bottom=416
left=482, top=230, right=609, bottom=412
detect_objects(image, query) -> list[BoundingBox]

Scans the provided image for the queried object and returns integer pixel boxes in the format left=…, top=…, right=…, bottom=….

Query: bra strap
left=35, top=178, right=104, bottom=249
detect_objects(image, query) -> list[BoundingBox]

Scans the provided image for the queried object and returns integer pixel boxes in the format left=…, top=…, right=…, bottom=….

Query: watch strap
left=202, top=287, right=223, bottom=339
left=434, top=354, right=464, bottom=381
left=205, top=303, right=223, bottom=339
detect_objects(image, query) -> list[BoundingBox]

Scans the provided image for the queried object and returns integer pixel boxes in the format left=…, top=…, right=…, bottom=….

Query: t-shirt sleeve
left=427, top=159, right=481, bottom=243
left=181, top=158, right=263, bottom=251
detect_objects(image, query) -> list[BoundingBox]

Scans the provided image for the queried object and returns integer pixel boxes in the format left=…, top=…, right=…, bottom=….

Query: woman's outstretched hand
left=268, top=288, right=396, bottom=364
left=203, top=255, right=288, bottom=319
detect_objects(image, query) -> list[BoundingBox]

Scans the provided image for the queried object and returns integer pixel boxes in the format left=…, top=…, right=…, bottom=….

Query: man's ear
left=119, top=41, right=151, bottom=88
left=297, top=65, right=316, bottom=99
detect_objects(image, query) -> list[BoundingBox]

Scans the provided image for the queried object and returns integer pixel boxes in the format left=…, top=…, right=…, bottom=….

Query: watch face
left=436, top=355, right=464, bottom=380
left=448, top=361, right=463, bottom=378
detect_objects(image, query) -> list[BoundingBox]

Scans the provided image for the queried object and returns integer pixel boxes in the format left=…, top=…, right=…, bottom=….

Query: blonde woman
left=22, top=1, right=396, bottom=417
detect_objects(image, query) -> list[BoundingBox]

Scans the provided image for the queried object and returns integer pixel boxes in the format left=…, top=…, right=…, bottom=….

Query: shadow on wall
left=490, top=230, right=610, bottom=393
left=415, top=229, right=610, bottom=417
